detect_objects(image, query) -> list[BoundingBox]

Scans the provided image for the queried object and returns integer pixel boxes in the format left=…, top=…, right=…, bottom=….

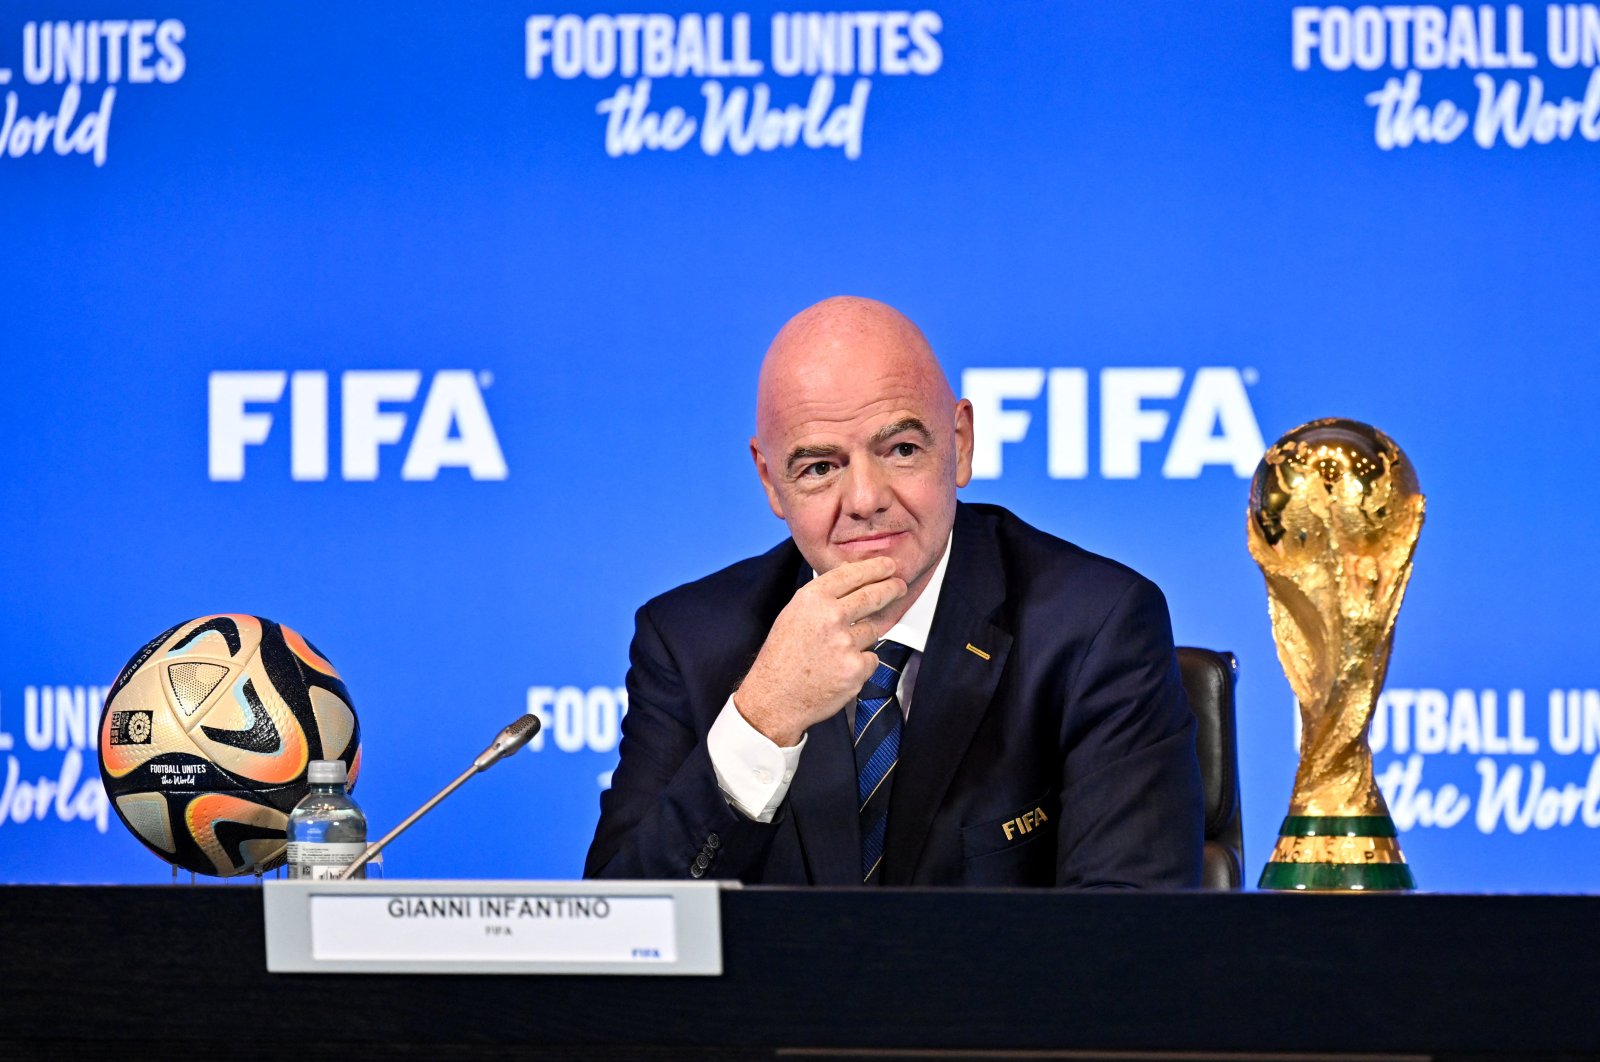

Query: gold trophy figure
left=1248, top=418, right=1423, bottom=891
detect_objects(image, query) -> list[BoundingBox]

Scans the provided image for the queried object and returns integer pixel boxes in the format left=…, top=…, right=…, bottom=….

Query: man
left=585, top=297, right=1203, bottom=887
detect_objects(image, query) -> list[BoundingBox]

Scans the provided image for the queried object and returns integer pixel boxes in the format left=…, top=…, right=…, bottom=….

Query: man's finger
left=815, top=556, right=896, bottom=598
left=849, top=618, right=880, bottom=650
left=840, top=576, right=907, bottom=623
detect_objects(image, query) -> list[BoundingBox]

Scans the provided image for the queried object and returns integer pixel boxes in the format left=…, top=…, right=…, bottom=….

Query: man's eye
left=893, top=442, right=919, bottom=457
left=804, top=462, right=833, bottom=477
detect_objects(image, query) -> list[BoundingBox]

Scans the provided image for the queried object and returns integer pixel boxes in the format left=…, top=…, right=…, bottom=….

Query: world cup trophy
left=1248, top=418, right=1423, bottom=891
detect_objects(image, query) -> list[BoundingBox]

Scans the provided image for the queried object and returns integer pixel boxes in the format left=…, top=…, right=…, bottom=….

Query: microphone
left=336, top=714, right=542, bottom=881
left=473, top=712, right=542, bottom=770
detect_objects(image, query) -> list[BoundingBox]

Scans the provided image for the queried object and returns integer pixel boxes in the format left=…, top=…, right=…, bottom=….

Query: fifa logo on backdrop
left=0, top=19, right=186, bottom=167
left=208, top=371, right=509, bottom=482
left=961, top=367, right=1265, bottom=479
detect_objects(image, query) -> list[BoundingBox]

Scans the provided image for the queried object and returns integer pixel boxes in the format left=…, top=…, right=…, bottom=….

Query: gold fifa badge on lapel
left=965, top=643, right=991, bottom=661
left=1002, top=806, right=1048, bottom=841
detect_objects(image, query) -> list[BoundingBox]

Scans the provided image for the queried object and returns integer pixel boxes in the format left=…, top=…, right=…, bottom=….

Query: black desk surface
left=2, top=885, right=1596, bottom=1061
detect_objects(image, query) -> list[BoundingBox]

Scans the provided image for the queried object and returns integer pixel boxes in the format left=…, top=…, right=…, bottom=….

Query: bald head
left=756, top=297, right=955, bottom=449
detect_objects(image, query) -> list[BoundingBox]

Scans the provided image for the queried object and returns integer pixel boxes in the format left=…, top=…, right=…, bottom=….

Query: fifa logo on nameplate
left=207, top=370, right=509, bottom=482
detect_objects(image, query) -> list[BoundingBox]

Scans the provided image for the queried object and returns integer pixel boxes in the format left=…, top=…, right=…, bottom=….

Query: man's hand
left=733, top=557, right=907, bottom=747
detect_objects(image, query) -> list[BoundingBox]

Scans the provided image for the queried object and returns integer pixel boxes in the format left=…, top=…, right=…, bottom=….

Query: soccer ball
left=98, top=615, right=361, bottom=877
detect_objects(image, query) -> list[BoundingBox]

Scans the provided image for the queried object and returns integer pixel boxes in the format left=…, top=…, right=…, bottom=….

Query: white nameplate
left=263, top=879, right=727, bottom=975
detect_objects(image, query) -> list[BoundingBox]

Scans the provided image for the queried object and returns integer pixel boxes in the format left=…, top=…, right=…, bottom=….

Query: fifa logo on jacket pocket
left=1001, top=805, right=1049, bottom=842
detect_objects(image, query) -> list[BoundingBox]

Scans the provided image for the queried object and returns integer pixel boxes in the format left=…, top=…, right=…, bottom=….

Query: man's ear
left=751, top=437, right=786, bottom=518
left=952, top=399, right=975, bottom=488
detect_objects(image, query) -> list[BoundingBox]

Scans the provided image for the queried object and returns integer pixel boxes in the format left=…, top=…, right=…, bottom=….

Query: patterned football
left=98, top=616, right=360, bottom=876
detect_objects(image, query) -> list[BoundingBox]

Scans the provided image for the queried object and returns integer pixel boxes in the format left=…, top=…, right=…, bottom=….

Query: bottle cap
left=306, top=759, right=347, bottom=785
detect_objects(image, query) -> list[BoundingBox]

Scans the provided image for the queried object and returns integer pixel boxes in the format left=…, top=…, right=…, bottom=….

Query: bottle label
left=286, top=841, right=368, bottom=880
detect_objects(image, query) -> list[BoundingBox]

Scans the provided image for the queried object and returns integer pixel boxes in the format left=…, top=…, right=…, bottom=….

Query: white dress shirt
left=706, top=533, right=954, bottom=822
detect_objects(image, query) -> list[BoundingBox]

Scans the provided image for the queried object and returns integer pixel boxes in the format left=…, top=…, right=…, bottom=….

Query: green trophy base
left=1257, top=815, right=1417, bottom=892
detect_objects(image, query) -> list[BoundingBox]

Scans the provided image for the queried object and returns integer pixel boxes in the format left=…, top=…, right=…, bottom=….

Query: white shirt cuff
left=708, top=695, right=806, bottom=823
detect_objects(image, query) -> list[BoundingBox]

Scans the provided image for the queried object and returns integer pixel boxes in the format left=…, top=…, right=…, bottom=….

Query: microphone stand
left=336, top=714, right=541, bottom=881
left=337, top=763, right=478, bottom=880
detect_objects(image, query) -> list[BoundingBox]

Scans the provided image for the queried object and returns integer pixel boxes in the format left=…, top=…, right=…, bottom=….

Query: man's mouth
left=836, top=531, right=907, bottom=551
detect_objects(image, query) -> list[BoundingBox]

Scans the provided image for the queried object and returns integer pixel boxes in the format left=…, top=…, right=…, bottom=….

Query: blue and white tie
left=854, top=639, right=914, bottom=884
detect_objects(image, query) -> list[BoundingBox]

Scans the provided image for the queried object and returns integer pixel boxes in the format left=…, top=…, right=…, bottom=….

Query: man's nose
left=841, top=459, right=892, bottom=518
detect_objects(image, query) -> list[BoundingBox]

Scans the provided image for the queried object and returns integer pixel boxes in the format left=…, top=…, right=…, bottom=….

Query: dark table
left=3, top=885, right=1595, bottom=1061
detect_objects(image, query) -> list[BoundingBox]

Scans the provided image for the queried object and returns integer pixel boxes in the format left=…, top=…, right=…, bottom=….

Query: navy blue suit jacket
left=584, top=503, right=1204, bottom=888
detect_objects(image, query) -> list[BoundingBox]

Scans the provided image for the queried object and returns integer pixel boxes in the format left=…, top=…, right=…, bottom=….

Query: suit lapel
left=882, top=505, right=1012, bottom=885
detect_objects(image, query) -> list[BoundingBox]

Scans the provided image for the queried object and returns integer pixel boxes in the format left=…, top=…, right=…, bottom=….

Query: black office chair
left=1177, top=647, right=1243, bottom=890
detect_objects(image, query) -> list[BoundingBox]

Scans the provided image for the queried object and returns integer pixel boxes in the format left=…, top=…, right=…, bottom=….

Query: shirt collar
left=882, top=531, right=950, bottom=653
left=813, top=530, right=952, bottom=655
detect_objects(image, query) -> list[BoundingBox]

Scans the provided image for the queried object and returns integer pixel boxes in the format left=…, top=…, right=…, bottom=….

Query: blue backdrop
left=3, top=1, right=1597, bottom=889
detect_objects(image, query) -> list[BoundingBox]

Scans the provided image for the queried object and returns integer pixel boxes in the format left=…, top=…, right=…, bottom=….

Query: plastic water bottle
left=285, top=759, right=368, bottom=880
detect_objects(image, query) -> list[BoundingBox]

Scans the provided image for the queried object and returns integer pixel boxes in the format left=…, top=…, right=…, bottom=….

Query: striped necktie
left=854, top=639, right=914, bottom=884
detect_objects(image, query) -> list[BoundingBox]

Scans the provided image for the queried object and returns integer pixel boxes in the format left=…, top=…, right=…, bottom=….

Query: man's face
left=752, top=351, right=974, bottom=603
